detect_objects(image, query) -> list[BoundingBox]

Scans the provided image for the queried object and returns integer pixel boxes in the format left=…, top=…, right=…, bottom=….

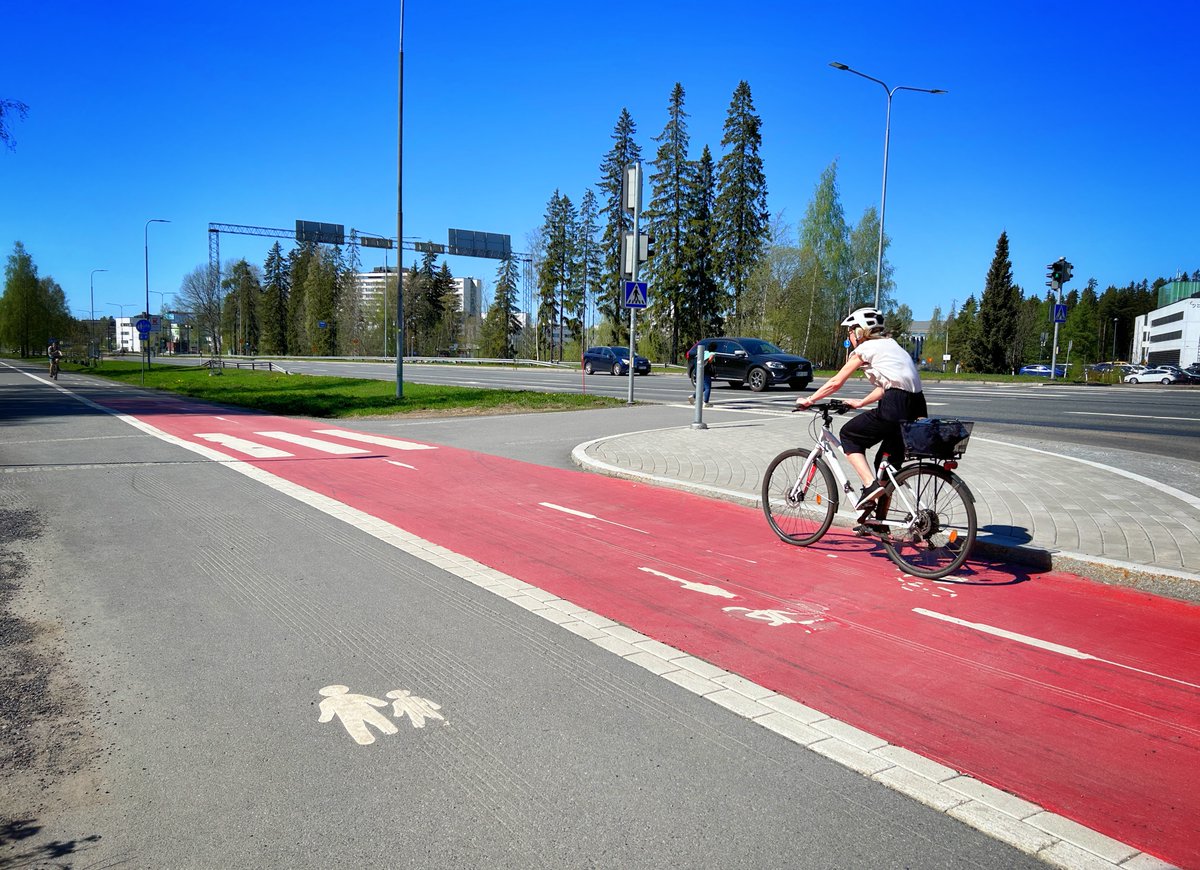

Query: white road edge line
left=913, top=607, right=1200, bottom=691
left=4, top=362, right=1164, bottom=870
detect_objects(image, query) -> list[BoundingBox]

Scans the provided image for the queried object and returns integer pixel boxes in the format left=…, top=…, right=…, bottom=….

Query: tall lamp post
left=144, top=218, right=170, bottom=381
left=1112, top=317, right=1119, bottom=361
left=829, top=62, right=946, bottom=310
left=90, top=269, right=107, bottom=362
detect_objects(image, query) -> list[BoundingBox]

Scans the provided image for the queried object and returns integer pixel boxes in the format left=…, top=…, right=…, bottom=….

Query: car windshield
left=611, top=347, right=629, bottom=359
left=739, top=339, right=784, bottom=355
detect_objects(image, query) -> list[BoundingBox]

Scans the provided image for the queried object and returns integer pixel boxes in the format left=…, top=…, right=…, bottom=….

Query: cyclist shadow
left=947, top=524, right=1045, bottom=586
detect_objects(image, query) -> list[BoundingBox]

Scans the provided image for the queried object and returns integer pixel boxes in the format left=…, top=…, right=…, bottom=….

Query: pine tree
left=537, top=190, right=576, bottom=361
left=953, top=296, right=984, bottom=371
left=288, top=244, right=315, bottom=354
left=597, top=108, right=641, bottom=345
left=977, top=231, right=1022, bottom=372
left=481, top=255, right=522, bottom=358
left=221, top=259, right=261, bottom=355
left=645, top=83, right=692, bottom=363
left=680, top=145, right=722, bottom=345
left=0, top=241, right=41, bottom=356
left=714, top=81, right=769, bottom=330
left=259, top=242, right=289, bottom=355
left=338, top=231, right=365, bottom=355
left=573, top=188, right=603, bottom=347
left=435, top=262, right=461, bottom=354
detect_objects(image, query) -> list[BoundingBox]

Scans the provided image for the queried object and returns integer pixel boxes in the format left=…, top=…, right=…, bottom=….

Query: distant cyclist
left=796, top=307, right=927, bottom=508
left=48, top=341, right=63, bottom=380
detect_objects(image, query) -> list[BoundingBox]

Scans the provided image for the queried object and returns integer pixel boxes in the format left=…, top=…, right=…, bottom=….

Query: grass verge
left=63, top=360, right=625, bottom=418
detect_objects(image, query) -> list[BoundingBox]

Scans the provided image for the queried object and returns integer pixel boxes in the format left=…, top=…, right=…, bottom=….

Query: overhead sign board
left=414, top=241, right=447, bottom=255
left=447, top=229, right=511, bottom=259
left=360, top=236, right=394, bottom=249
left=296, top=220, right=345, bottom=246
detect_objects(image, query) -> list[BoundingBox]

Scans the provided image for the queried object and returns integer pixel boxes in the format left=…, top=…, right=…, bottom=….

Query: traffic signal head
left=1061, top=260, right=1073, bottom=283
left=1046, top=261, right=1061, bottom=291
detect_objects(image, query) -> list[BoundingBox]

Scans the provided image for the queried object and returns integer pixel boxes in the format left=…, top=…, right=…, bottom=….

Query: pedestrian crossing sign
left=624, top=281, right=648, bottom=309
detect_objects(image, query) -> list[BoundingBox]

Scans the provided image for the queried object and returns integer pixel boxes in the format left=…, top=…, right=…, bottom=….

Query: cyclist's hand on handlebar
left=794, top=397, right=814, bottom=411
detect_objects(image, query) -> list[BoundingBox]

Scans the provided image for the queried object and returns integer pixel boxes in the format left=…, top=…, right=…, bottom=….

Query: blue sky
left=3, top=0, right=1197, bottom=328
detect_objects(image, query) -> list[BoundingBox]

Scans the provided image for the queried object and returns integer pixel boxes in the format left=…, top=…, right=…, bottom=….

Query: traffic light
left=1060, top=260, right=1073, bottom=284
left=644, top=233, right=656, bottom=260
left=1046, top=261, right=1061, bottom=291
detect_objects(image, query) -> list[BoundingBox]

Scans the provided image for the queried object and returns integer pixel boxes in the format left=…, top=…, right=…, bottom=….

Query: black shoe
left=854, top=481, right=885, bottom=510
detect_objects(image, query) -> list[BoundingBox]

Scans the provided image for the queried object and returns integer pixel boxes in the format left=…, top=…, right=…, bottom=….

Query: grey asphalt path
left=1, top=363, right=1042, bottom=869
left=572, top=403, right=1200, bottom=603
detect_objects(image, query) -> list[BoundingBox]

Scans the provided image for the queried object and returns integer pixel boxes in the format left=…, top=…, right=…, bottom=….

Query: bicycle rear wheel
left=761, top=450, right=838, bottom=546
left=879, top=464, right=977, bottom=579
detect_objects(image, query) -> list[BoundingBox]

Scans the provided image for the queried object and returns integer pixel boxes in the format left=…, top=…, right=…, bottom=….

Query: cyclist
left=796, top=306, right=927, bottom=508
left=48, top=341, right=63, bottom=380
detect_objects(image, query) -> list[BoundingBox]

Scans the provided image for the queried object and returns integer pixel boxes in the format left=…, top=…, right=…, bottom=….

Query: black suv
left=687, top=337, right=813, bottom=391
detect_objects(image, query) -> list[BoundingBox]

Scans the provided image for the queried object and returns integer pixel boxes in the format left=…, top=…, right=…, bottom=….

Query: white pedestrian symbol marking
left=319, top=685, right=447, bottom=745
left=318, top=685, right=397, bottom=745
left=386, top=690, right=445, bottom=728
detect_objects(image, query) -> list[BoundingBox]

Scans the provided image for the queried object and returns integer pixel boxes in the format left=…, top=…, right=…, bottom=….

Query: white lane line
left=1065, top=411, right=1197, bottom=422
left=914, top=608, right=1200, bottom=690
left=255, top=431, right=371, bottom=455
left=638, top=566, right=737, bottom=599
left=312, top=429, right=437, bottom=451
left=194, top=433, right=293, bottom=458
left=539, top=501, right=649, bottom=535
left=385, top=460, right=417, bottom=469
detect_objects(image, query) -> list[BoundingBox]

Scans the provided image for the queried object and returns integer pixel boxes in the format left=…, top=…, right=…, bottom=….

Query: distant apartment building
left=355, top=267, right=482, bottom=318
left=1131, top=280, right=1200, bottom=367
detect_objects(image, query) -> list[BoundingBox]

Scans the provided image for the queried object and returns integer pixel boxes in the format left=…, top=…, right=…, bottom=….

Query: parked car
left=1018, top=364, right=1066, bottom=377
left=686, top=337, right=813, bottom=391
left=1170, top=369, right=1200, bottom=385
left=581, top=345, right=651, bottom=376
left=1124, top=367, right=1177, bottom=385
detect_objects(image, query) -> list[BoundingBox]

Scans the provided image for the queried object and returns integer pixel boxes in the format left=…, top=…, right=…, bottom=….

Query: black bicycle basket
left=901, top=419, right=974, bottom=459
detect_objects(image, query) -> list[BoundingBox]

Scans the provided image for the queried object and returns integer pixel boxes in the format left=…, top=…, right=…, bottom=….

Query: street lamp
left=144, top=218, right=170, bottom=379
left=1112, top=317, right=1119, bottom=361
left=829, top=62, right=947, bottom=310
left=90, top=268, right=107, bottom=362
left=107, top=302, right=133, bottom=352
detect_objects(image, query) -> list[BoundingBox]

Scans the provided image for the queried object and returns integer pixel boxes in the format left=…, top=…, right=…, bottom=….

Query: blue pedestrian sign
left=623, top=281, right=648, bottom=309
left=135, top=317, right=152, bottom=335
left=1053, top=303, right=1067, bottom=324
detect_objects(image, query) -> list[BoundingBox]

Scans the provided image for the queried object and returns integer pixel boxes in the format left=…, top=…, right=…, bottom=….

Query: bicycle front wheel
left=879, top=464, right=977, bottom=579
left=761, top=450, right=838, bottom=546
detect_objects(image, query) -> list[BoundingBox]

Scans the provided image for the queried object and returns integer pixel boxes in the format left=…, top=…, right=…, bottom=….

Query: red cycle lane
left=110, top=402, right=1200, bottom=867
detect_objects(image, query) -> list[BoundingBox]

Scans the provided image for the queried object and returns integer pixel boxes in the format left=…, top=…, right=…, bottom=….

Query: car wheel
left=1162, top=377, right=1171, bottom=385
left=584, top=361, right=594, bottom=375
left=748, top=367, right=769, bottom=392
left=611, top=362, right=622, bottom=376
left=1130, top=377, right=1139, bottom=384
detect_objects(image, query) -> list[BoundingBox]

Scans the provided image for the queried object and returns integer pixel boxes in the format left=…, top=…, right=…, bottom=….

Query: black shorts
left=840, top=388, right=928, bottom=467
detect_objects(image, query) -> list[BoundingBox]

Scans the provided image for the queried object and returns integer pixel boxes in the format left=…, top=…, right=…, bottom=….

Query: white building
left=1132, top=294, right=1200, bottom=368
left=355, top=267, right=482, bottom=318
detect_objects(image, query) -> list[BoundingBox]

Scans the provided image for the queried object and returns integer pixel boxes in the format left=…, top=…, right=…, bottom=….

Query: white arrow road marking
left=639, top=566, right=737, bottom=599
left=914, top=608, right=1200, bottom=690
left=194, top=433, right=293, bottom=458
left=539, top=502, right=649, bottom=535
left=255, top=431, right=370, bottom=454
left=312, top=429, right=437, bottom=450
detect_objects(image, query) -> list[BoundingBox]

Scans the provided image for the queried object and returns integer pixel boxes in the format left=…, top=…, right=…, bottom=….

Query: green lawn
left=61, top=359, right=625, bottom=418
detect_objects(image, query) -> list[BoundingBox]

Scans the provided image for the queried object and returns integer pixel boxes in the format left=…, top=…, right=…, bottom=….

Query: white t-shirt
left=853, top=337, right=922, bottom=392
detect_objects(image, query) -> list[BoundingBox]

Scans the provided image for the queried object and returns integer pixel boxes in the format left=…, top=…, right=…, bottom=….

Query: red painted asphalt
left=109, top=397, right=1200, bottom=867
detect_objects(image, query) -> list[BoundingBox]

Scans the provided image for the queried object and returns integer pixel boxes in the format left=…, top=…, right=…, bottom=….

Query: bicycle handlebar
left=791, top=399, right=852, bottom=414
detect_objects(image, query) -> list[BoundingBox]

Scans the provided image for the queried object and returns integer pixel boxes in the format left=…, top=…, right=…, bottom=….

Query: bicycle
left=49, top=355, right=61, bottom=380
left=761, top=399, right=978, bottom=579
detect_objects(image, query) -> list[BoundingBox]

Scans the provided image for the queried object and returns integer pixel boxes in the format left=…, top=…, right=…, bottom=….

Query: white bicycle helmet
left=841, top=306, right=885, bottom=335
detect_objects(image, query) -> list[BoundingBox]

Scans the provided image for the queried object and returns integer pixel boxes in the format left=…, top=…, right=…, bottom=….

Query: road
left=2, top=360, right=1195, bottom=868
left=154, top=356, right=1199, bottom=460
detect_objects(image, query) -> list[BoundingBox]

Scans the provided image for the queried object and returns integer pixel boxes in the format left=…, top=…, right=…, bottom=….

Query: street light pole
left=829, top=62, right=946, bottom=310
left=1112, top=317, right=1119, bottom=361
left=395, top=0, right=405, bottom=398
left=144, top=218, right=170, bottom=382
left=90, top=269, right=107, bottom=363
